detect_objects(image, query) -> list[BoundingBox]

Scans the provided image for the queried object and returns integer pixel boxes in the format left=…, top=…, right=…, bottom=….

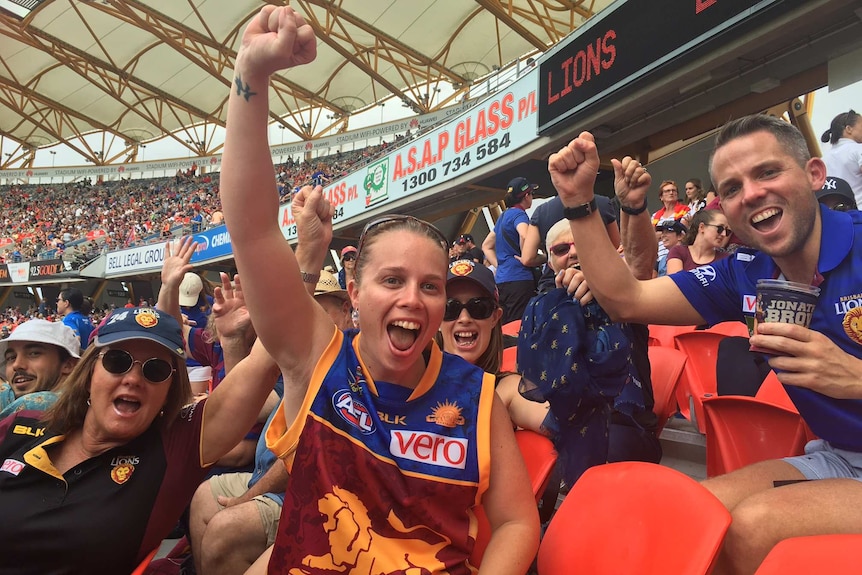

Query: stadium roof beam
left=0, top=16, right=219, bottom=151
left=297, top=0, right=468, bottom=85
left=472, top=0, right=549, bottom=52
left=83, top=0, right=344, bottom=140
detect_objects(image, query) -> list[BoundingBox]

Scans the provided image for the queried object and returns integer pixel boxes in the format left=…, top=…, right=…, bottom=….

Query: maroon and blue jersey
left=266, top=329, right=494, bottom=574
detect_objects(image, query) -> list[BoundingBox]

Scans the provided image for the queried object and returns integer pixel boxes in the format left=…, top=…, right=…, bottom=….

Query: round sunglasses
left=99, top=349, right=175, bottom=384
left=443, top=297, right=496, bottom=322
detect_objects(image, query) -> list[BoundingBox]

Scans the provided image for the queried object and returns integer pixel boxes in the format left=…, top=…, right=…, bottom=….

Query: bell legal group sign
left=537, top=0, right=803, bottom=134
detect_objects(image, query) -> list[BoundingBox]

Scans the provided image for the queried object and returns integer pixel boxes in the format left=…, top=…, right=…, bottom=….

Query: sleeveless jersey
left=266, top=329, right=494, bottom=574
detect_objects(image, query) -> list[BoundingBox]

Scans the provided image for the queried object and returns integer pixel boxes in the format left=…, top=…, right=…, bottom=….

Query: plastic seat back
left=673, top=330, right=727, bottom=430
left=754, top=371, right=797, bottom=412
left=707, top=321, right=749, bottom=338
left=501, top=346, right=518, bottom=372
left=646, top=346, right=687, bottom=432
left=131, top=547, right=158, bottom=575
left=537, top=461, right=731, bottom=575
left=501, top=319, right=521, bottom=337
left=702, top=395, right=807, bottom=477
left=470, top=430, right=557, bottom=567
left=755, top=534, right=862, bottom=574
left=647, top=324, right=695, bottom=349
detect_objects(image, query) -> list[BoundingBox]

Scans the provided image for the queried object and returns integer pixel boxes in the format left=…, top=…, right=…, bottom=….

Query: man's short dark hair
left=709, top=114, right=811, bottom=187
left=59, top=288, right=84, bottom=311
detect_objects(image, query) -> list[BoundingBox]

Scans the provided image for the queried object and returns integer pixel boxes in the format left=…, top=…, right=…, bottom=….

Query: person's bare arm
left=548, top=133, right=704, bottom=326
left=666, top=257, right=684, bottom=275
left=217, top=457, right=289, bottom=507
left=517, top=224, right=547, bottom=268
left=220, top=7, right=334, bottom=381
left=482, top=230, right=498, bottom=268
left=476, top=395, right=540, bottom=574
left=156, top=236, right=197, bottom=326
left=613, top=157, right=657, bottom=281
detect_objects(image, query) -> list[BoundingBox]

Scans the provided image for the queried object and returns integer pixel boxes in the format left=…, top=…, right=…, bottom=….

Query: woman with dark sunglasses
left=439, top=260, right=555, bottom=436
left=0, top=297, right=278, bottom=574
left=666, top=209, right=731, bottom=274
left=222, top=7, right=538, bottom=574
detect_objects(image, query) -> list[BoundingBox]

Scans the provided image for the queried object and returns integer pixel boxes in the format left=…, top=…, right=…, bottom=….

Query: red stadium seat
left=673, top=330, right=727, bottom=431
left=647, top=324, right=695, bottom=349
left=470, top=430, right=557, bottom=567
left=707, top=321, right=750, bottom=338
left=646, top=346, right=687, bottom=433
left=501, top=320, right=521, bottom=337
left=537, top=462, right=731, bottom=574
left=131, top=547, right=158, bottom=575
left=501, top=346, right=518, bottom=373
left=755, top=534, right=862, bottom=574
left=702, top=395, right=808, bottom=477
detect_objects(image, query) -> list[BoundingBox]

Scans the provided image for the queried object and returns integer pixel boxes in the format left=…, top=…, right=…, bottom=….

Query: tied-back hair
left=686, top=178, right=706, bottom=203
left=710, top=115, right=811, bottom=183
left=41, top=345, right=191, bottom=435
left=683, top=209, right=721, bottom=246
left=354, top=218, right=448, bottom=285
left=821, top=110, right=860, bottom=145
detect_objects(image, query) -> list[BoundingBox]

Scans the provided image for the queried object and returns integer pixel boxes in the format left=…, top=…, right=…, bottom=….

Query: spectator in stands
left=681, top=177, right=707, bottom=225
left=222, top=9, right=538, bottom=573
left=0, top=302, right=277, bottom=574
left=665, top=209, right=731, bottom=274
left=189, top=269, right=353, bottom=575
left=190, top=208, right=204, bottom=233
left=0, top=319, right=80, bottom=418
left=56, top=287, right=94, bottom=351
left=650, top=179, right=690, bottom=226
left=179, top=271, right=214, bottom=395
left=482, top=177, right=539, bottom=324
left=816, top=175, right=857, bottom=211
left=549, top=115, right=862, bottom=574
left=821, top=110, right=862, bottom=206
left=655, top=220, right=687, bottom=277
left=455, top=233, right=484, bottom=264
left=337, top=245, right=356, bottom=289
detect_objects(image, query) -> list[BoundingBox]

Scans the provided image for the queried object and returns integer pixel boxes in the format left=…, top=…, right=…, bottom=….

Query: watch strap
left=300, top=271, right=320, bottom=284
left=563, top=198, right=598, bottom=220
left=620, top=199, right=648, bottom=215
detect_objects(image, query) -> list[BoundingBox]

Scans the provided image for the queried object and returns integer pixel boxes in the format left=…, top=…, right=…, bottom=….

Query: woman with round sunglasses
left=666, top=209, right=731, bottom=274
left=222, top=7, right=538, bottom=574
left=0, top=301, right=279, bottom=574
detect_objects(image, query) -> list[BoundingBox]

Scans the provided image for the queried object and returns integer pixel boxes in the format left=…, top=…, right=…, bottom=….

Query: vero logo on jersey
left=390, top=430, right=468, bottom=469
left=332, top=390, right=374, bottom=434
left=1, top=458, right=24, bottom=476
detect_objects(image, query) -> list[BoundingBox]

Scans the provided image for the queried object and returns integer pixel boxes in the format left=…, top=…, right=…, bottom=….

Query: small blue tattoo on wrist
left=234, top=75, right=257, bottom=101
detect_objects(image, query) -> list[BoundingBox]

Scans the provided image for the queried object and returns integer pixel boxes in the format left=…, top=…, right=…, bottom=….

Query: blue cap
left=448, top=259, right=498, bottom=302
left=94, top=308, right=185, bottom=358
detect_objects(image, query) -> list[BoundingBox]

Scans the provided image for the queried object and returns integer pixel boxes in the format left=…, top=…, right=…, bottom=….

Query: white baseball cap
left=0, top=319, right=81, bottom=367
left=179, top=272, right=203, bottom=307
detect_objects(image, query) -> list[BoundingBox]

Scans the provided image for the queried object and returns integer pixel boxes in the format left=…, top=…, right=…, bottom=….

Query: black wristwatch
left=620, top=199, right=648, bottom=215
left=562, top=198, right=598, bottom=220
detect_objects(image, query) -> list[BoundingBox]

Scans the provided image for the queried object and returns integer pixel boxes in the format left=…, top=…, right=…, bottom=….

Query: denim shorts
left=784, top=440, right=862, bottom=481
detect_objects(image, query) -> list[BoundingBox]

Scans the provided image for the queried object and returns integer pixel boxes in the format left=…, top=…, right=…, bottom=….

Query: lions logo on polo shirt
left=110, top=455, right=139, bottom=485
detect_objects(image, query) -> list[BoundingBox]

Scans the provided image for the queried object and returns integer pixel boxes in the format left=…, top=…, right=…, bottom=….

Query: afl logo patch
left=842, top=307, right=862, bottom=345
left=332, top=390, right=374, bottom=434
left=111, top=463, right=135, bottom=484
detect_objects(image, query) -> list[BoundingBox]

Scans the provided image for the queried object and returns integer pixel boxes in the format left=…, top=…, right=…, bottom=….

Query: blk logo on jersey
left=1, top=458, right=24, bottom=476
left=390, top=430, right=468, bottom=469
left=332, top=390, right=375, bottom=434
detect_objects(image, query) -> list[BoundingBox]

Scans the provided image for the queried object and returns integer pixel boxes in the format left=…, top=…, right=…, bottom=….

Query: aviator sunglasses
left=99, top=349, right=175, bottom=384
left=443, top=297, right=496, bottom=321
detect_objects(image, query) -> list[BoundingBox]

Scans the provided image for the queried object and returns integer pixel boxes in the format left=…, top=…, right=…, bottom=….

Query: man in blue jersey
left=56, top=287, right=94, bottom=350
left=546, top=114, right=862, bottom=574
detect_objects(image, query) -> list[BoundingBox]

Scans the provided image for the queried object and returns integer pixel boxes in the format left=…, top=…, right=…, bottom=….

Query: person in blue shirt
left=547, top=114, right=862, bottom=575
left=57, top=287, right=94, bottom=350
